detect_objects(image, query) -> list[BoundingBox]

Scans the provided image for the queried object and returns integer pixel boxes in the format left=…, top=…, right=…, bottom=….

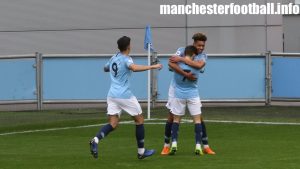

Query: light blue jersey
left=173, top=59, right=200, bottom=99
left=170, top=47, right=208, bottom=88
left=104, top=53, right=134, bottom=99
left=174, top=47, right=207, bottom=72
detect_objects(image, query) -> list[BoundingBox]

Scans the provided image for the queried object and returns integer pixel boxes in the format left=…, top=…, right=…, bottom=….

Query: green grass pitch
left=1, top=106, right=300, bottom=169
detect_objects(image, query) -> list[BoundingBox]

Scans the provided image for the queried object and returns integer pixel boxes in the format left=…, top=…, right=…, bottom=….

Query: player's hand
left=104, top=67, right=110, bottom=72
left=152, top=63, right=163, bottom=70
left=185, top=72, right=197, bottom=81
left=169, top=56, right=182, bottom=63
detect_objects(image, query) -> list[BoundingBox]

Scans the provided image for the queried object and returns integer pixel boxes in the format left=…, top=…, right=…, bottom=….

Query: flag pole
left=144, top=25, right=152, bottom=120
left=147, top=43, right=151, bottom=120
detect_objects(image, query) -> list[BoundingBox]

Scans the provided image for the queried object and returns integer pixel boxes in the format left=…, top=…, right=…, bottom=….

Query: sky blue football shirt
left=105, top=53, right=134, bottom=99
left=170, top=47, right=208, bottom=88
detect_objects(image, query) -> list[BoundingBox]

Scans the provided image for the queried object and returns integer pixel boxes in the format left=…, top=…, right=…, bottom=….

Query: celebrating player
left=89, top=36, right=162, bottom=159
left=161, top=33, right=216, bottom=155
left=168, top=45, right=204, bottom=155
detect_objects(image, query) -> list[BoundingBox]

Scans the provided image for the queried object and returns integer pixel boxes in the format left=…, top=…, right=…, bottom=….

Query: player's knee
left=200, top=116, right=204, bottom=121
left=108, top=116, right=119, bottom=129
left=173, top=115, right=181, bottom=123
left=193, top=115, right=201, bottom=123
left=133, top=114, right=144, bottom=125
left=110, top=121, right=119, bottom=129
left=167, top=112, right=174, bottom=122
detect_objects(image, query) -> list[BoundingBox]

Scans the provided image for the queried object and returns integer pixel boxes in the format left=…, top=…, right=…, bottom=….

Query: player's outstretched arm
left=168, top=61, right=196, bottom=81
left=169, top=56, right=205, bottom=69
left=129, top=63, right=162, bottom=72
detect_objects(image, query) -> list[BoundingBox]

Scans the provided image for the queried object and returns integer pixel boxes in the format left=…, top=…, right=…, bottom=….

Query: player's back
left=107, top=53, right=133, bottom=99
left=173, top=62, right=199, bottom=99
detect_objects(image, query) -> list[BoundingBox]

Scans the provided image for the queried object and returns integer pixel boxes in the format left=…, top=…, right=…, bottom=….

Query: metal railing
left=1, top=52, right=300, bottom=110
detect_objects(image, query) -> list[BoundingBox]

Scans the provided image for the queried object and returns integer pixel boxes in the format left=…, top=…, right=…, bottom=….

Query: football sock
left=96, top=124, right=113, bottom=141
left=171, top=122, right=179, bottom=143
left=203, top=145, right=210, bottom=149
left=164, top=121, right=173, bottom=144
left=138, top=148, right=145, bottom=155
left=136, top=124, right=145, bottom=149
left=171, top=141, right=177, bottom=147
left=201, top=121, right=209, bottom=145
left=195, top=123, right=203, bottom=145
left=93, top=137, right=99, bottom=144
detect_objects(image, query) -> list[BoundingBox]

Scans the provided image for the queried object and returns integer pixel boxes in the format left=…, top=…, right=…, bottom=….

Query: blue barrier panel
left=128, top=57, right=148, bottom=99
left=0, top=56, right=267, bottom=102
left=43, top=56, right=148, bottom=100
left=43, top=57, right=109, bottom=100
left=0, top=58, right=36, bottom=100
left=272, top=57, right=300, bottom=98
left=157, top=56, right=266, bottom=100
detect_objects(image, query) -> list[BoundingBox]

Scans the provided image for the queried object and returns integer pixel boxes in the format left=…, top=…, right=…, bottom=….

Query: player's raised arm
left=129, top=63, right=162, bottom=72
left=168, top=61, right=196, bottom=81
left=170, top=32, right=207, bottom=70
left=169, top=54, right=206, bottom=69
left=182, top=58, right=205, bottom=69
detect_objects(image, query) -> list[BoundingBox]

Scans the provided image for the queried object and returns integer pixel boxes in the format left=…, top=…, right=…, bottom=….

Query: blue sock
left=136, top=124, right=145, bottom=148
left=201, top=121, right=209, bottom=145
left=164, top=121, right=173, bottom=144
left=195, top=123, right=203, bottom=144
left=171, top=122, right=179, bottom=143
left=96, top=124, right=114, bottom=140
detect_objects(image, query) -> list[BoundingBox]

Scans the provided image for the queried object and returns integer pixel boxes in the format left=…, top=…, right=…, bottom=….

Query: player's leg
left=133, top=114, right=155, bottom=159
left=192, top=115, right=204, bottom=156
left=161, top=85, right=175, bottom=155
left=95, top=115, right=119, bottom=142
left=161, top=112, right=173, bottom=155
left=122, top=96, right=155, bottom=159
left=188, top=97, right=204, bottom=156
left=89, top=117, right=118, bottom=159
left=89, top=97, right=121, bottom=158
left=200, top=116, right=216, bottom=155
left=169, top=114, right=181, bottom=155
left=133, top=114, right=146, bottom=156
left=165, top=112, right=174, bottom=145
left=169, top=98, right=185, bottom=155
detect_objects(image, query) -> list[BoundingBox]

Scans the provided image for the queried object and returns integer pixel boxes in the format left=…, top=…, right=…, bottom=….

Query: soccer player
left=161, top=33, right=216, bottom=155
left=167, top=45, right=204, bottom=155
left=89, top=36, right=162, bottom=159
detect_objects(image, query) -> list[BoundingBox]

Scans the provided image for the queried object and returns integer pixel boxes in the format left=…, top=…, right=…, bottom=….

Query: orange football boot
left=160, top=146, right=170, bottom=155
left=203, top=147, right=216, bottom=155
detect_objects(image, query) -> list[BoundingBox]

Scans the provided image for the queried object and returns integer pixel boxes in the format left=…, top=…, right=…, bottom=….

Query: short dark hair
left=184, top=45, right=198, bottom=57
left=117, top=36, right=131, bottom=52
left=192, top=32, right=207, bottom=42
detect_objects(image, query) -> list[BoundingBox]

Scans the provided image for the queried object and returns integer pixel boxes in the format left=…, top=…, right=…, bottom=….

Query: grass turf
left=0, top=106, right=300, bottom=169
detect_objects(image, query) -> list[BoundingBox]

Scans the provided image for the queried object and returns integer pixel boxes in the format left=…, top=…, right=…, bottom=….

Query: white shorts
left=170, top=97, right=202, bottom=116
left=107, top=96, right=142, bottom=116
left=165, top=85, right=175, bottom=110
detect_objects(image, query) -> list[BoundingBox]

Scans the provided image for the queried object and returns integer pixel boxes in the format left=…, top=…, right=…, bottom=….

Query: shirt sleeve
left=195, top=53, right=207, bottom=63
left=195, top=54, right=207, bottom=73
left=174, top=47, right=184, bottom=57
left=125, top=57, right=134, bottom=68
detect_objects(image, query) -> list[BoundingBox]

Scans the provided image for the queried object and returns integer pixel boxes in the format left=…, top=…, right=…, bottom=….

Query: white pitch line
left=1, top=119, right=300, bottom=136
left=0, top=121, right=134, bottom=136
left=181, top=119, right=300, bottom=125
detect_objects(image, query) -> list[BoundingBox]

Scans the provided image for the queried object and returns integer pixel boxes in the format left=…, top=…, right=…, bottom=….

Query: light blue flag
left=144, top=25, right=154, bottom=51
